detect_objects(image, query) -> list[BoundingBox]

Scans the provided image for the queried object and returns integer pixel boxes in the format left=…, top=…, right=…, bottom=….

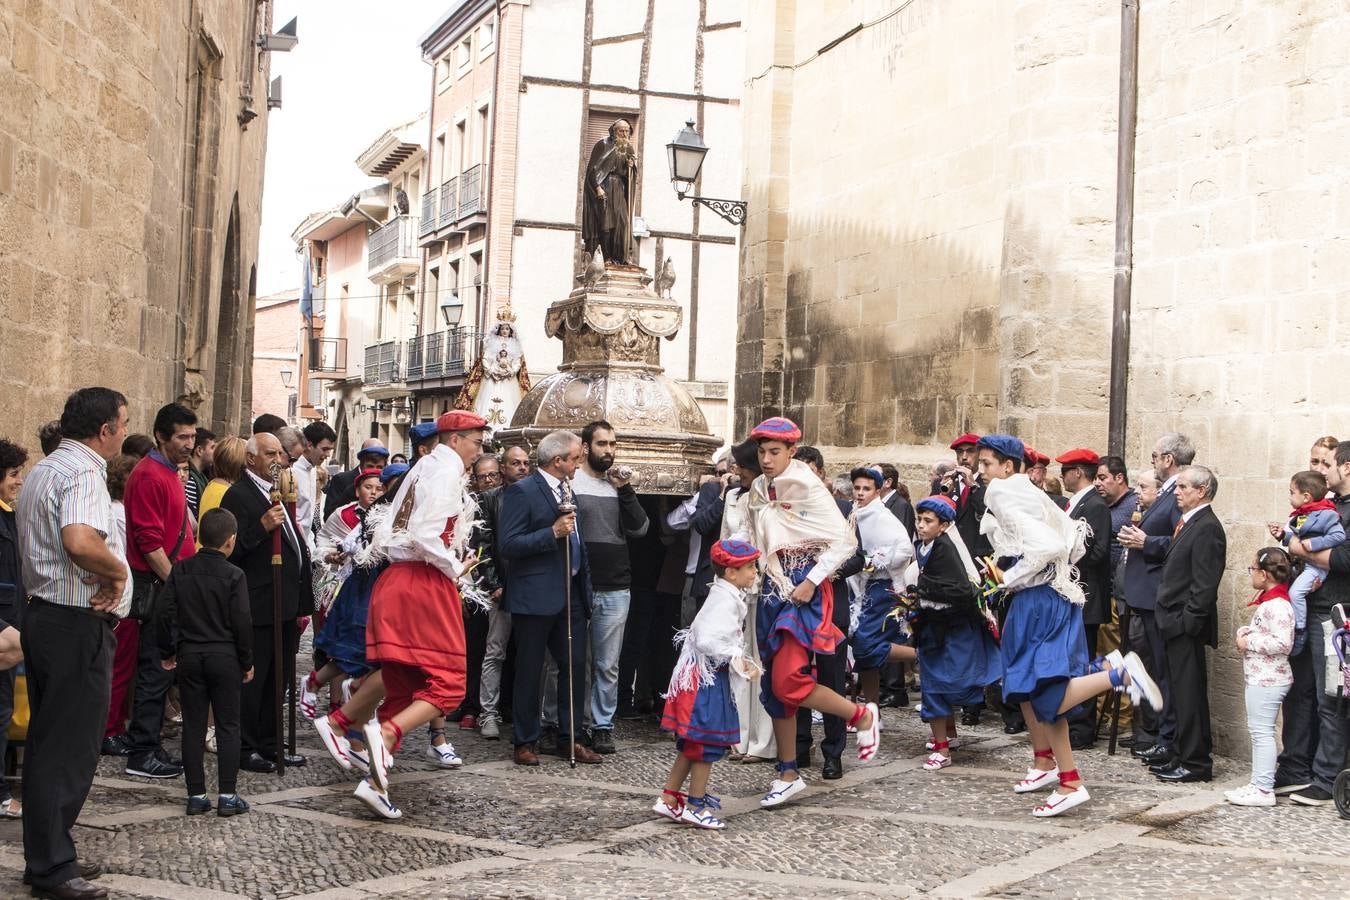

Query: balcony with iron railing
left=439, top=176, right=457, bottom=229
left=367, top=214, right=420, bottom=283
left=361, top=339, right=404, bottom=398
left=404, top=327, right=480, bottom=387
left=419, top=189, right=436, bottom=237
left=458, top=164, right=485, bottom=222
left=308, top=337, right=348, bottom=379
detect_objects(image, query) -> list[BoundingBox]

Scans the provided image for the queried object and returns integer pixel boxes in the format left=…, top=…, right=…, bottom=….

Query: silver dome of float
left=495, top=263, right=721, bottom=495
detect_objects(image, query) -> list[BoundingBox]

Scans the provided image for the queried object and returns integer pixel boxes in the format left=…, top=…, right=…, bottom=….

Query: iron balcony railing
left=307, top=337, right=347, bottom=373
left=438, top=176, right=457, bottom=229
left=362, top=339, right=402, bottom=386
left=458, top=164, right=484, bottom=218
left=367, top=214, right=419, bottom=271
left=419, top=189, right=436, bottom=236
left=404, top=327, right=481, bottom=383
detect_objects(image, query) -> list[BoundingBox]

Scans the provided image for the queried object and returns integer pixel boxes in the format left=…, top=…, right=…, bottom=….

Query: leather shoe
left=822, top=755, right=843, bottom=780
left=239, top=752, right=277, bottom=773
left=562, top=742, right=603, bottom=764
left=100, top=735, right=129, bottom=757
left=1154, top=765, right=1211, bottom=783
left=877, top=691, right=905, bottom=709
left=1148, top=760, right=1180, bottom=775
left=513, top=743, right=540, bottom=767
left=1003, top=721, right=1027, bottom=735
left=1135, top=743, right=1173, bottom=764
left=274, top=753, right=307, bottom=767
left=960, top=709, right=982, bottom=727
left=23, top=864, right=102, bottom=886
left=30, top=876, right=106, bottom=899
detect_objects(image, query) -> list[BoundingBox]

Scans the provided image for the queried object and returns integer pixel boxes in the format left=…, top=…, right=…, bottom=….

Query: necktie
left=1172, top=517, right=1185, bottom=539
left=558, top=485, right=581, bottom=576
left=768, top=483, right=778, bottom=501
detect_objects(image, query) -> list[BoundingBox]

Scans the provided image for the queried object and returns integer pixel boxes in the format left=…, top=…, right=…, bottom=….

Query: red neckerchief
left=1291, top=499, right=1337, bottom=518
left=1248, top=583, right=1291, bottom=607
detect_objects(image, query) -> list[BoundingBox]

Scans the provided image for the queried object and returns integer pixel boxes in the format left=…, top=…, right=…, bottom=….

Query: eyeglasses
left=1246, top=565, right=1259, bottom=573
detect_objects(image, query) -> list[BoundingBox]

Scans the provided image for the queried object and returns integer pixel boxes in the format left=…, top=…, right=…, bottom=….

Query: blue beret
left=916, top=495, right=957, bottom=522
left=409, top=422, right=439, bottom=442
left=977, top=433, right=1025, bottom=461
left=379, top=463, right=410, bottom=483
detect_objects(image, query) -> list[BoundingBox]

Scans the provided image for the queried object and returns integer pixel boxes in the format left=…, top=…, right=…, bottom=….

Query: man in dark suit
left=499, top=430, right=602, bottom=766
left=322, top=438, right=390, bottom=519
left=1057, top=448, right=1114, bottom=748
left=1117, top=432, right=1193, bottom=763
left=1151, top=464, right=1225, bottom=782
left=219, top=432, right=312, bottom=773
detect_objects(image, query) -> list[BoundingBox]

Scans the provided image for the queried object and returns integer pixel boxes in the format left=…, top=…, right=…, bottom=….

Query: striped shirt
left=16, top=438, right=120, bottom=609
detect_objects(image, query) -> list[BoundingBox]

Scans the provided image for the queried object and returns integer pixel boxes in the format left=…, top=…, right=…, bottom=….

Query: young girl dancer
left=848, top=467, right=916, bottom=705
left=746, top=418, right=879, bottom=809
left=910, top=495, right=1003, bottom=770
left=976, top=434, right=1161, bottom=817
left=655, top=540, right=763, bottom=829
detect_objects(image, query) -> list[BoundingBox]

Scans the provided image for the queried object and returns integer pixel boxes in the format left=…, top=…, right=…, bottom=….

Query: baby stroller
left=1332, top=607, right=1350, bottom=820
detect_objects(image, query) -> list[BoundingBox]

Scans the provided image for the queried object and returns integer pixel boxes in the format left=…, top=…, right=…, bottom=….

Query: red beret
left=949, top=433, right=981, bottom=450
left=1055, top=448, right=1100, bottom=467
left=436, top=410, right=488, bottom=433
left=750, top=417, right=802, bottom=444
left=1023, top=445, right=1050, bottom=467
left=710, top=539, right=761, bottom=568
left=354, top=467, right=384, bottom=487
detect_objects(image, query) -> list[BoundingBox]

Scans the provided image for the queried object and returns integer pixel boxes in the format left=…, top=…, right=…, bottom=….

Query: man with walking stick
left=501, top=430, right=602, bottom=767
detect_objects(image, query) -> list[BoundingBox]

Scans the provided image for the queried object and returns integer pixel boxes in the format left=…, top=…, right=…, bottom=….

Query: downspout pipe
left=1108, top=0, right=1140, bottom=456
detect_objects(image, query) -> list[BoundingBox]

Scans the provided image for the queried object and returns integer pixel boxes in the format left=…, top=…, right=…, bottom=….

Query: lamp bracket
left=678, top=194, right=747, bottom=227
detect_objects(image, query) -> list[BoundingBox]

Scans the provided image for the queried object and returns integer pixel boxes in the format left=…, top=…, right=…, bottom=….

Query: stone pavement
left=1, top=703, right=1346, bottom=899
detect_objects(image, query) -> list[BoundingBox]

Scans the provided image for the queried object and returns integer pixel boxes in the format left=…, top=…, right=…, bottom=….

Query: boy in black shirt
left=158, top=508, right=254, bottom=816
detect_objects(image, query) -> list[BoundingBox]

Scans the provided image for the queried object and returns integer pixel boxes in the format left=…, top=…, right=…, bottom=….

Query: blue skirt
left=314, top=564, right=384, bottom=677
left=758, top=558, right=843, bottom=658
left=660, top=665, right=740, bottom=748
left=851, top=579, right=903, bottom=671
left=917, top=618, right=1003, bottom=721
left=999, top=583, right=1089, bottom=724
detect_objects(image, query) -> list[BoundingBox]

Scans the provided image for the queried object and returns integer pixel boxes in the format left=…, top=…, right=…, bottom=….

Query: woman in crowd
left=197, top=436, right=246, bottom=528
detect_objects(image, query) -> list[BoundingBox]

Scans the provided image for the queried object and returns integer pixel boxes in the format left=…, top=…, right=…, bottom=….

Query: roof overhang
left=419, top=0, right=496, bottom=61
left=356, top=115, right=427, bottom=177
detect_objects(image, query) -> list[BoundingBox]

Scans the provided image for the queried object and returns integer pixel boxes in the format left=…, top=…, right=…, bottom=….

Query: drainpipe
left=1108, top=0, right=1140, bottom=456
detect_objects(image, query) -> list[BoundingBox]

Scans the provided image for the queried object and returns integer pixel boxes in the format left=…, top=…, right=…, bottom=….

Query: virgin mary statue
left=455, top=307, right=532, bottom=430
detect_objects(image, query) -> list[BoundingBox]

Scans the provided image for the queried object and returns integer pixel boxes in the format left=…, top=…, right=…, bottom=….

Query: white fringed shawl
left=747, top=459, right=857, bottom=598
left=847, top=497, right=916, bottom=601
left=980, top=474, right=1089, bottom=606
left=666, top=577, right=757, bottom=702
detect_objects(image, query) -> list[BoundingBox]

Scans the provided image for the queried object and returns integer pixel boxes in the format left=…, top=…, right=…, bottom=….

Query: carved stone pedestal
left=496, top=264, right=720, bottom=495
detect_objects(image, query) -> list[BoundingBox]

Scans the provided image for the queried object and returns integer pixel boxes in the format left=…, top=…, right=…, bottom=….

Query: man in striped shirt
left=17, top=386, right=130, bottom=900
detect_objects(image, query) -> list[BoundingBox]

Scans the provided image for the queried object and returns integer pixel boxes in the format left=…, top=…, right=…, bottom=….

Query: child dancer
left=848, top=467, right=916, bottom=705
left=976, top=434, right=1162, bottom=817
left=1270, top=470, right=1345, bottom=655
left=745, top=417, right=878, bottom=809
left=655, top=540, right=763, bottom=829
left=1227, top=547, right=1295, bottom=807
left=910, top=495, right=1003, bottom=770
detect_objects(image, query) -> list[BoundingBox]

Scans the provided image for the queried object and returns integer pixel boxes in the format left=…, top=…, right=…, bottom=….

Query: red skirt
left=366, top=561, right=466, bottom=674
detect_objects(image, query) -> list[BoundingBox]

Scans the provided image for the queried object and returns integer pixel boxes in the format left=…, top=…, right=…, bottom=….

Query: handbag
left=129, top=507, right=189, bottom=622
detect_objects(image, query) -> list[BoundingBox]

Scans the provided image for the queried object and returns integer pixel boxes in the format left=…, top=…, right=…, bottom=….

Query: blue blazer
left=498, top=471, right=593, bottom=617
left=1121, top=482, right=1182, bottom=611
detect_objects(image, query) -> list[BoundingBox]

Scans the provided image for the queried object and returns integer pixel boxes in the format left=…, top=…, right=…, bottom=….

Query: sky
left=256, top=0, right=438, bottom=296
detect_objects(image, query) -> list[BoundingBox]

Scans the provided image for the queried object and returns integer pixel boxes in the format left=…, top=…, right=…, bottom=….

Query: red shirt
left=123, top=451, right=196, bottom=573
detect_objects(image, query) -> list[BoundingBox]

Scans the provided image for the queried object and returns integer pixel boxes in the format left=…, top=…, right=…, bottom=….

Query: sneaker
left=479, top=715, right=501, bottom=740
left=1013, top=767, right=1060, bottom=793
left=364, top=720, right=394, bottom=791
left=923, top=751, right=951, bottom=771
left=1273, top=777, right=1311, bottom=796
left=679, top=795, right=725, bottom=830
left=353, top=779, right=402, bottom=820
left=1225, top=784, right=1276, bottom=807
left=855, top=702, right=881, bottom=761
left=811, top=710, right=824, bottom=725
left=347, top=747, right=371, bottom=776
left=299, top=672, right=320, bottom=720
left=101, top=734, right=130, bottom=757
left=313, top=716, right=353, bottom=771
left=1120, top=651, right=1163, bottom=711
left=1289, top=785, right=1333, bottom=806
left=590, top=728, right=616, bottom=755
left=760, top=776, right=807, bottom=808
left=217, top=794, right=250, bottom=817
left=185, top=795, right=211, bottom=816
left=651, top=797, right=683, bottom=822
left=925, top=737, right=962, bottom=751
left=1031, top=785, right=1091, bottom=817
left=459, top=714, right=478, bottom=730
left=1332, top=602, right=1347, bottom=631
left=340, top=677, right=355, bottom=706
left=426, top=740, right=464, bottom=768
left=126, top=754, right=182, bottom=779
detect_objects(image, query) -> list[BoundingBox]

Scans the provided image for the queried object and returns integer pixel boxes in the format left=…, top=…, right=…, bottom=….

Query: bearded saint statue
left=582, top=118, right=639, bottom=266
left=455, top=311, right=531, bottom=430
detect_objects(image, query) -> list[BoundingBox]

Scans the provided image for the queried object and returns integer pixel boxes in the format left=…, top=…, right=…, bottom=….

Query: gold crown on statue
left=495, top=304, right=517, bottom=324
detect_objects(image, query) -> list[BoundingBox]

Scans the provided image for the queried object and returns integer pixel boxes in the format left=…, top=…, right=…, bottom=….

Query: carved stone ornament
left=497, top=262, right=720, bottom=495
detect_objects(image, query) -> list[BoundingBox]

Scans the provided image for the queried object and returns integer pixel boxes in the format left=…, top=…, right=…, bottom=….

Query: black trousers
left=1275, top=638, right=1320, bottom=784
left=21, top=602, right=114, bottom=890
left=460, top=605, right=489, bottom=716
left=179, top=651, right=242, bottom=795
left=619, top=588, right=680, bottom=708
left=241, top=620, right=297, bottom=758
left=124, top=614, right=174, bottom=761
left=0, top=665, right=15, bottom=803
left=511, top=605, right=588, bottom=748
left=1164, top=632, right=1212, bottom=773
left=796, top=588, right=850, bottom=760
left=1136, top=608, right=1177, bottom=748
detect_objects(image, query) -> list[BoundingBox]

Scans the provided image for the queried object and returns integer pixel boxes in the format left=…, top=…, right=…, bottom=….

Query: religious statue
left=582, top=119, right=639, bottom=266
left=455, top=308, right=532, bottom=430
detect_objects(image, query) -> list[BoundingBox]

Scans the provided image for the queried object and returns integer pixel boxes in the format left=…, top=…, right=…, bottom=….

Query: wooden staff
left=558, top=478, right=577, bottom=770
left=268, top=464, right=286, bottom=777
left=280, top=468, right=299, bottom=761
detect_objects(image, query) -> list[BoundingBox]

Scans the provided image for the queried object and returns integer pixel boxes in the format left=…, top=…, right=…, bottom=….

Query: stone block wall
left=0, top=0, right=270, bottom=446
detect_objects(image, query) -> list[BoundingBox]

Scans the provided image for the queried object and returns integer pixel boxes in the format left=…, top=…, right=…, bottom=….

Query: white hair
left=537, top=430, right=581, bottom=467
left=245, top=436, right=258, bottom=455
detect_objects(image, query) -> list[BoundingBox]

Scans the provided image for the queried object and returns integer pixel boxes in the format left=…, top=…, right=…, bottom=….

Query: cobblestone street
left=1, top=699, right=1343, bottom=899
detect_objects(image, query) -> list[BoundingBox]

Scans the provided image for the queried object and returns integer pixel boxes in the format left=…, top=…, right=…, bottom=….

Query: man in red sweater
left=123, top=403, right=199, bottom=780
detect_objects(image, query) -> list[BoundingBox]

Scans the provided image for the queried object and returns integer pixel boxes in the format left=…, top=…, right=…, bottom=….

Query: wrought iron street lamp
left=666, top=120, right=747, bottom=226
left=279, top=365, right=293, bottom=388
left=440, top=291, right=464, bottom=328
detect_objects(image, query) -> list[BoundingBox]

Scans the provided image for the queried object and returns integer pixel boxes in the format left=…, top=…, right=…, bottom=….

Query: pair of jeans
left=588, top=589, right=631, bottom=730
left=1309, top=609, right=1350, bottom=792
left=1245, top=682, right=1290, bottom=790
left=478, top=605, right=512, bottom=719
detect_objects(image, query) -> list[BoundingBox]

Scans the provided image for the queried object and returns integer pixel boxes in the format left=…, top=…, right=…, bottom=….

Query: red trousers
left=105, top=617, right=140, bottom=738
